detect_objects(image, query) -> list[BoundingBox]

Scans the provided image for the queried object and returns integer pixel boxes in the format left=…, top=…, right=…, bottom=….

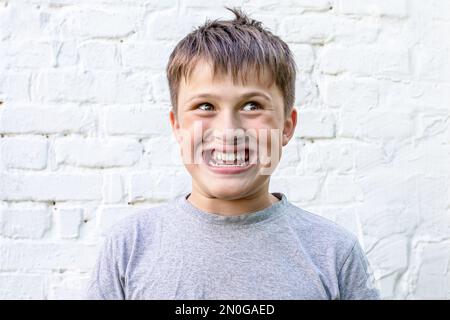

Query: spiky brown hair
left=166, top=6, right=297, bottom=119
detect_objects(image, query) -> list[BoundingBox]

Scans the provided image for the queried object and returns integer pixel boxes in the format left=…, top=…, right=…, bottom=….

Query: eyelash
left=195, top=101, right=263, bottom=111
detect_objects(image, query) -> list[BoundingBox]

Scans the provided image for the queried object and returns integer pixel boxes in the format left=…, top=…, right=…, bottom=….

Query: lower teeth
left=209, top=159, right=248, bottom=167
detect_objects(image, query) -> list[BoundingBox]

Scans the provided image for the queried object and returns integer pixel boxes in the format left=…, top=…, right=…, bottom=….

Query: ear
left=282, top=107, right=297, bottom=146
left=169, top=109, right=182, bottom=144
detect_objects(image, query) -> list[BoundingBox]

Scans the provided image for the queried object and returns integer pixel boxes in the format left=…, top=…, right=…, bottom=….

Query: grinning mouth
left=202, top=148, right=253, bottom=166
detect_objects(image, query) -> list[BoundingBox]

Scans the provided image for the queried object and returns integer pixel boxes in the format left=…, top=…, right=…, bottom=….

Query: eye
left=195, top=101, right=263, bottom=111
left=242, top=101, right=262, bottom=111
left=196, top=103, right=214, bottom=111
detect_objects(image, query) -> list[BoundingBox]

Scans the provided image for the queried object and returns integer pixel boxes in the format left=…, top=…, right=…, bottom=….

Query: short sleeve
left=338, top=239, right=381, bottom=300
left=84, top=233, right=126, bottom=300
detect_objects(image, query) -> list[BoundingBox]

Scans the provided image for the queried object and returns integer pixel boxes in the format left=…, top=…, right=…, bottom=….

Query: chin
left=205, top=185, right=251, bottom=200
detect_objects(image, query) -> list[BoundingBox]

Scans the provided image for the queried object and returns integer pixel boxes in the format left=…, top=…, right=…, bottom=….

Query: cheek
left=179, top=119, right=208, bottom=164
left=246, top=114, right=280, bottom=130
left=249, top=119, right=282, bottom=144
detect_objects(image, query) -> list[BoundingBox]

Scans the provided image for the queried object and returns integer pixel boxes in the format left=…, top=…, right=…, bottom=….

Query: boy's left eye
left=242, top=101, right=262, bottom=111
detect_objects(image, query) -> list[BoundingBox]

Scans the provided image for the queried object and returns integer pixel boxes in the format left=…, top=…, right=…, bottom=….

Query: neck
left=187, top=184, right=280, bottom=216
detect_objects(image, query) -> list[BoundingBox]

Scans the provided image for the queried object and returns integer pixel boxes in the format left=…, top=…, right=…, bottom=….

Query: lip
left=202, top=144, right=250, bottom=154
left=201, top=148, right=257, bottom=175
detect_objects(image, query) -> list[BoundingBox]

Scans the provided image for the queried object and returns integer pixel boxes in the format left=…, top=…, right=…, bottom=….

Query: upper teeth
left=212, top=150, right=245, bottom=162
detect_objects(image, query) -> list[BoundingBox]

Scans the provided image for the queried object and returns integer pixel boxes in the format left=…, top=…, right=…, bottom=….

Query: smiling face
left=169, top=58, right=297, bottom=202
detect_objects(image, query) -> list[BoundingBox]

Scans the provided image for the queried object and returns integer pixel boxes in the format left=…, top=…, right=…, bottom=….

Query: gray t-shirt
left=85, top=192, right=380, bottom=300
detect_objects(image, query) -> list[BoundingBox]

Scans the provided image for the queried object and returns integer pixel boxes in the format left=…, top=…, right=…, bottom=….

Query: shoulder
left=104, top=199, right=177, bottom=245
left=283, top=203, right=359, bottom=263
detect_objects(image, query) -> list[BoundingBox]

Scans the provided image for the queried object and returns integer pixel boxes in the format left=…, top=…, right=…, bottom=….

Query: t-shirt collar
left=176, top=192, right=288, bottom=226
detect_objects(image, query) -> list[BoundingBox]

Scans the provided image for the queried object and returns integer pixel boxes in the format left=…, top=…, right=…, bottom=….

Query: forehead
left=179, top=59, right=279, bottom=98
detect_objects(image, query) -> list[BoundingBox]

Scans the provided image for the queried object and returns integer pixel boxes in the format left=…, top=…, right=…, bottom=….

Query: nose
left=211, top=109, right=244, bottom=143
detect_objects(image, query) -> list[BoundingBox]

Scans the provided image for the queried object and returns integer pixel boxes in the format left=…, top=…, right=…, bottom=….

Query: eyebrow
left=185, top=91, right=272, bottom=104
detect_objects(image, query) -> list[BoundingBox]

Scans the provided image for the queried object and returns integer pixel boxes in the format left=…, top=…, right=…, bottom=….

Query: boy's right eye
left=196, top=103, right=214, bottom=111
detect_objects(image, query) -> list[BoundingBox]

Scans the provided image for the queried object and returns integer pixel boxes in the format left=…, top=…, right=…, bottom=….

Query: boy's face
left=169, top=59, right=297, bottom=201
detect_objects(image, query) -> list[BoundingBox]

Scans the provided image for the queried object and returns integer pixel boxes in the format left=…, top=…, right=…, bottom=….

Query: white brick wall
left=0, top=0, right=449, bottom=300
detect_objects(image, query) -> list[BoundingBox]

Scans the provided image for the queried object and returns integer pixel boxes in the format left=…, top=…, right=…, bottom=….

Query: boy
left=85, top=7, right=380, bottom=300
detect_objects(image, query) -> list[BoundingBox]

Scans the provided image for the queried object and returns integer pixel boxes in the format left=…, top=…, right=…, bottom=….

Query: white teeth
left=208, top=159, right=247, bottom=167
left=210, top=150, right=247, bottom=165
